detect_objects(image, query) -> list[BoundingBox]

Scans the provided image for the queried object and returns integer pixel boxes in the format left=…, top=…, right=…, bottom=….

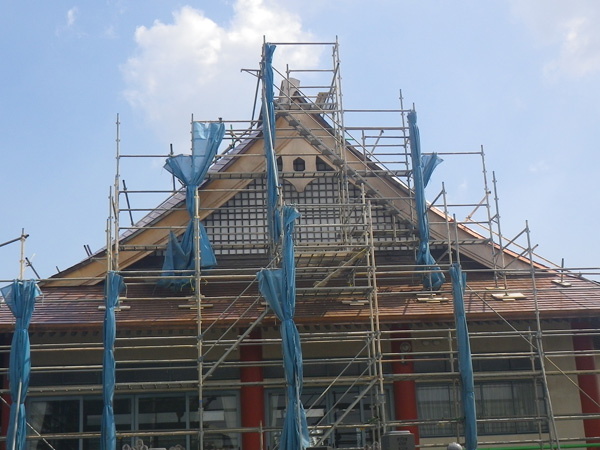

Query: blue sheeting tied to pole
left=101, top=271, right=125, bottom=450
left=160, top=122, right=225, bottom=288
left=407, top=110, right=445, bottom=290
left=258, top=206, right=309, bottom=450
left=262, top=42, right=282, bottom=243
left=1, top=280, right=41, bottom=450
left=450, top=263, right=477, bottom=450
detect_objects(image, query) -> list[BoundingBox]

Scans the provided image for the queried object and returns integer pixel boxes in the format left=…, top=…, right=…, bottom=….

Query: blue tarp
left=160, top=122, right=225, bottom=288
left=257, top=206, right=309, bottom=450
left=101, top=271, right=125, bottom=450
left=1, top=280, right=41, bottom=450
left=450, top=263, right=477, bottom=450
left=262, top=43, right=282, bottom=243
left=407, top=110, right=445, bottom=290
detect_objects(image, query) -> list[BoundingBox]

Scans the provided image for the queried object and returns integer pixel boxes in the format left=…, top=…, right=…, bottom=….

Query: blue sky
left=1, top=0, right=599, bottom=280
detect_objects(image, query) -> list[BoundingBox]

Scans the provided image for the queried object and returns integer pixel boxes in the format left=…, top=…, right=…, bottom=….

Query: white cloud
left=103, top=24, right=118, bottom=39
left=67, top=7, right=78, bottom=27
left=121, top=0, right=320, bottom=151
left=509, top=0, right=600, bottom=79
left=528, top=160, right=549, bottom=173
left=56, top=6, right=79, bottom=36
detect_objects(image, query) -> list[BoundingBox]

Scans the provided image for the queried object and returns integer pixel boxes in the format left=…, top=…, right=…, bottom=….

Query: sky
left=1, top=0, right=599, bottom=281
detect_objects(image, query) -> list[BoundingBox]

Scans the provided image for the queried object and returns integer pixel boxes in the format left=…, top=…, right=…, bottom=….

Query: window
left=28, top=398, right=80, bottom=450
left=416, top=381, right=547, bottom=437
left=415, top=384, right=456, bottom=438
left=267, top=387, right=391, bottom=449
left=316, top=157, right=333, bottom=172
left=137, top=395, right=188, bottom=449
left=293, top=157, right=305, bottom=171
left=26, top=392, right=239, bottom=450
left=190, top=394, right=240, bottom=450
left=477, top=382, right=547, bottom=435
left=83, top=397, right=132, bottom=450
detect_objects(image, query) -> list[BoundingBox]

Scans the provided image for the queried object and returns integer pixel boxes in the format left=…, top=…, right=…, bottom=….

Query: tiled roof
left=1, top=273, right=598, bottom=333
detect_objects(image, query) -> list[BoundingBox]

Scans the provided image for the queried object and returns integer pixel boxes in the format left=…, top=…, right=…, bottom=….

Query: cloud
left=509, top=0, right=600, bottom=79
left=104, top=24, right=118, bottom=39
left=67, top=7, right=78, bottom=27
left=121, top=0, right=321, bottom=151
left=56, top=6, right=79, bottom=35
left=528, top=160, right=549, bottom=173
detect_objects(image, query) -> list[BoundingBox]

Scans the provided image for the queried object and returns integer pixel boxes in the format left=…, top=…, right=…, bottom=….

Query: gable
left=48, top=94, right=532, bottom=286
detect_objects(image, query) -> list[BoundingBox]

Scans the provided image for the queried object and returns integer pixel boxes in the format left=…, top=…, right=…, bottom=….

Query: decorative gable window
left=293, top=157, right=305, bottom=172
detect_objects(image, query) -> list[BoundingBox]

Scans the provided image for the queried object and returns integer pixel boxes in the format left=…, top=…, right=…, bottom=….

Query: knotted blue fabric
left=258, top=206, right=309, bottom=450
left=262, top=43, right=282, bottom=243
left=101, top=271, right=125, bottom=450
left=1, top=280, right=41, bottom=450
left=160, top=122, right=225, bottom=288
left=450, top=263, right=477, bottom=450
left=407, top=110, right=445, bottom=290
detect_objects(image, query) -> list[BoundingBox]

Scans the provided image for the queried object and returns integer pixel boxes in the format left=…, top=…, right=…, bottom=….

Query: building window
left=267, top=387, right=390, bottom=449
left=415, top=384, right=456, bottom=438
left=190, top=393, right=240, bottom=450
left=293, top=157, right=305, bottom=171
left=28, top=398, right=80, bottom=450
left=136, top=395, right=188, bottom=449
left=26, top=391, right=239, bottom=450
left=416, top=380, right=547, bottom=437
left=83, top=397, right=132, bottom=449
left=316, top=156, right=333, bottom=171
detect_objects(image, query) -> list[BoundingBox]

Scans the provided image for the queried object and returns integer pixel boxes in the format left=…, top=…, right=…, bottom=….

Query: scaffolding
left=2, top=40, right=600, bottom=450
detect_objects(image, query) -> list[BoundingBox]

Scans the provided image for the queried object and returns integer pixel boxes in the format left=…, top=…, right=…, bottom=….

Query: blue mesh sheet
left=257, top=206, right=309, bottom=450
left=262, top=43, right=282, bottom=243
left=450, top=263, right=477, bottom=450
left=101, top=271, right=125, bottom=450
left=160, top=122, right=225, bottom=288
left=1, top=280, right=41, bottom=450
left=407, top=111, right=445, bottom=290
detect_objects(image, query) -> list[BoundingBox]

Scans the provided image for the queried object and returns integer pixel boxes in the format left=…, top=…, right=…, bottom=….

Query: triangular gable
left=48, top=95, right=534, bottom=286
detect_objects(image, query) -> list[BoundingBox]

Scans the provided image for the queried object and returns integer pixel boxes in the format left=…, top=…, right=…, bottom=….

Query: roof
left=2, top=273, right=598, bottom=333
left=18, top=79, right=597, bottom=332
left=46, top=100, right=538, bottom=286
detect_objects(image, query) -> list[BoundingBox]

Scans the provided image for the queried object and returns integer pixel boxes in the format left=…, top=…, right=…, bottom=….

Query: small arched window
left=293, top=157, right=305, bottom=172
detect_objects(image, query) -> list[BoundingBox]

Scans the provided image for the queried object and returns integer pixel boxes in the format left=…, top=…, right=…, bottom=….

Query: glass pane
left=303, top=391, right=327, bottom=447
left=83, top=397, right=132, bottom=432
left=190, top=394, right=239, bottom=450
left=416, top=384, right=456, bottom=437
left=137, top=395, right=187, bottom=449
left=82, top=397, right=132, bottom=450
left=266, top=392, right=285, bottom=449
left=27, top=399, right=80, bottom=450
left=331, top=389, right=363, bottom=448
left=480, top=383, right=515, bottom=434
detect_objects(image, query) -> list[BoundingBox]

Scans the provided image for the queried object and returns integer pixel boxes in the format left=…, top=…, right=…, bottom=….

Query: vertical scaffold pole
left=192, top=116, right=205, bottom=450
left=113, top=114, right=121, bottom=272
left=18, top=229, right=26, bottom=280
left=367, top=198, right=386, bottom=440
left=526, top=221, right=560, bottom=449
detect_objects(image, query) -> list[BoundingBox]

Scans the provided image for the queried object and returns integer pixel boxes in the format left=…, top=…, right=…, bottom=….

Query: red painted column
left=240, top=329, right=265, bottom=450
left=572, top=320, right=600, bottom=448
left=391, top=326, right=419, bottom=443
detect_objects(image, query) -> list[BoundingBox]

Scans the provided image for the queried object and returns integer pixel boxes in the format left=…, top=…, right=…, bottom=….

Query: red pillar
left=240, top=329, right=265, bottom=450
left=391, top=327, right=419, bottom=443
left=572, top=320, right=600, bottom=448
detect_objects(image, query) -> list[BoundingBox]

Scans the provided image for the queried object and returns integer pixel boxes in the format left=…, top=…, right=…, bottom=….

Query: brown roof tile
left=1, top=273, right=598, bottom=333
